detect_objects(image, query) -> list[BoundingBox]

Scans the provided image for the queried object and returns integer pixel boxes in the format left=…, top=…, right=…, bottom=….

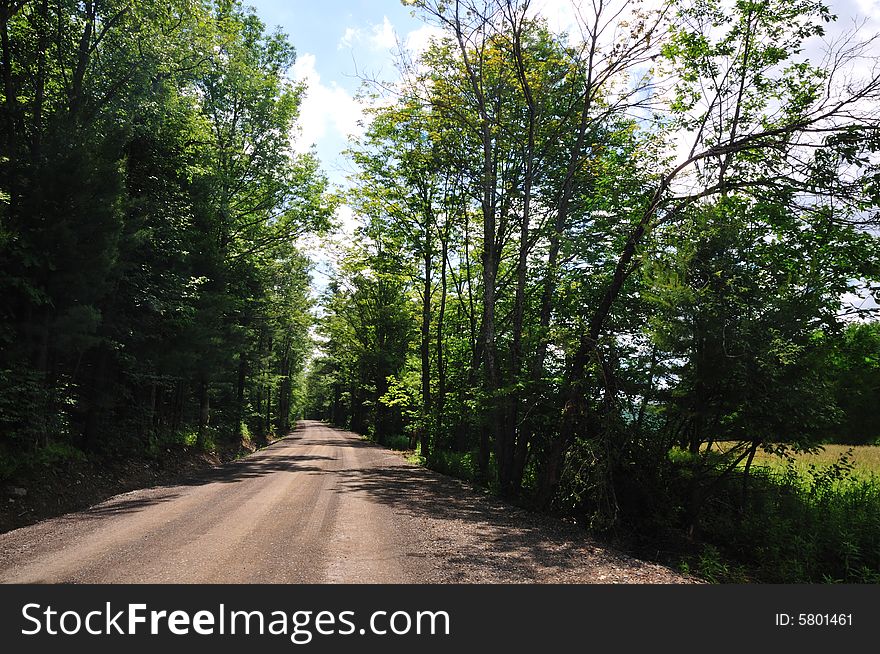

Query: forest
left=2, top=0, right=880, bottom=583
left=0, top=0, right=334, bottom=460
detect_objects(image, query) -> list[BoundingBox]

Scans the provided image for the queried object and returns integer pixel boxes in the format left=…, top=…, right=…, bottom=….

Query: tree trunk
left=375, top=369, right=391, bottom=444
left=478, top=422, right=491, bottom=483
left=264, top=333, right=273, bottom=437
left=32, top=0, right=48, bottom=157
left=235, top=352, right=247, bottom=439
left=152, top=382, right=162, bottom=436
left=351, top=382, right=366, bottom=436
left=331, top=383, right=341, bottom=425
left=170, top=380, right=183, bottom=437
left=477, top=170, right=500, bottom=483
left=1, top=6, right=18, bottom=203
left=265, top=384, right=271, bottom=439
left=420, top=235, right=432, bottom=461
left=537, top=336, right=592, bottom=507
left=277, top=339, right=291, bottom=434
left=741, top=440, right=759, bottom=509
left=80, top=343, right=110, bottom=453
left=502, top=167, right=533, bottom=497
left=69, top=1, right=95, bottom=119
left=500, top=7, right=540, bottom=499
left=254, top=326, right=265, bottom=442
left=436, top=227, right=448, bottom=449
left=538, top=216, right=646, bottom=506
left=196, top=376, right=210, bottom=449
left=144, top=380, right=157, bottom=443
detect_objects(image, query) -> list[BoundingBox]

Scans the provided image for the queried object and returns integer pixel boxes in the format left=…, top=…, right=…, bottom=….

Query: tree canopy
left=307, top=0, right=880, bottom=535
left=0, top=0, right=333, bottom=457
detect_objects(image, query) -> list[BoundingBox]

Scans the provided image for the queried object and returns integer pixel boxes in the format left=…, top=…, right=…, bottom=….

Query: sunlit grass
left=751, top=444, right=880, bottom=478
left=706, top=442, right=880, bottom=479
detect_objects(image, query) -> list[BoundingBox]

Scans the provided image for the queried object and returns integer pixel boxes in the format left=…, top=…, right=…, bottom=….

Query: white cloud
left=370, top=16, right=397, bottom=50
left=291, top=53, right=365, bottom=154
left=334, top=204, right=361, bottom=237
left=338, top=17, right=398, bottom=52
left=854, top=0, right=880, bottom=21
left=405, top=24, right=445, bottom=54
left=338, top=26, right=362, bottom=50
left=530, top=0, right=581, bottom=37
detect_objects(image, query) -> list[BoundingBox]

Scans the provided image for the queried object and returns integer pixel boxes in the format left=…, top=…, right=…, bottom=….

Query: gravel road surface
left=0, top=421, right=694, bottom=583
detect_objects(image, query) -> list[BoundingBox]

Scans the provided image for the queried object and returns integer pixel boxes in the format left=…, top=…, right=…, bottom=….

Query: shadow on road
left=177, top=453, right=334, bottom=487
left=64, top=447, right=336, bottom=521
left=331, top=464, right=604, bottom=582
left=79, top=494, right=184, bottom=518
left=291, top=438, right=374, bottom=449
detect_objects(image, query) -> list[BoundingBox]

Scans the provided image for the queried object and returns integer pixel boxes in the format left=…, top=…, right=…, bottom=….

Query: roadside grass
left=364, top=433, right=489, bottom=481
left=0, top=441, right=87, bottom=481
left=383, top=434, right=412, bottom=452
left=146, top=429, right=218, bottom=457
left=431, top=450, right=478, bottom=482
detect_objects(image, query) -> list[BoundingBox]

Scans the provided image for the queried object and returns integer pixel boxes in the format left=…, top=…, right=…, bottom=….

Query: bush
left=0, top=440, right=87, bottom=482
left=145, top=428, right=217, bottom=457
left=430, top=450, right=477, bottom=482
left=33, top=441, right=87, bottom=467
left=694, top=460, right=880, bottom=582
left=384, top=434, right=411, bottom=451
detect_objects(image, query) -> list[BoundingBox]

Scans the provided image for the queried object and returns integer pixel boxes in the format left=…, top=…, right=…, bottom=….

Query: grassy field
left=748, top=444, right=880, bottom=479
left=701, top=442, right=880, bottom=479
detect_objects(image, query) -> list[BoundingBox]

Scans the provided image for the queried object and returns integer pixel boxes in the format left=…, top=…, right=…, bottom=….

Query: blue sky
left=248, top=1, right=429, bottom=184
left=246, top=0, right=448, bottom=286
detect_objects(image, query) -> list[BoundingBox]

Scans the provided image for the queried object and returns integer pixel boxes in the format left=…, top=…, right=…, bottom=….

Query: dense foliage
left=0, top=0, right=333, bottom=466
left=305, top=0, right=880, bottom=579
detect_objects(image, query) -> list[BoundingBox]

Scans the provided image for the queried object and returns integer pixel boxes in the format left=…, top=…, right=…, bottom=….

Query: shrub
left=430, top=450, right=477, bottom=482
left=694, top=458, right=880, bottom=582
left=384, top=434, right=411, bottom=451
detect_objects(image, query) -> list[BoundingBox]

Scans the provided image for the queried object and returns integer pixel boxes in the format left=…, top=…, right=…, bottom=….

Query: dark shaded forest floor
left=0, top=441, right=260, bottom=534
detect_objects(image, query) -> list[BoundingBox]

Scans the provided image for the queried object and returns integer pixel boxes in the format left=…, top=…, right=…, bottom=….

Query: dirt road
left=0, top=421, right=693, bottom=583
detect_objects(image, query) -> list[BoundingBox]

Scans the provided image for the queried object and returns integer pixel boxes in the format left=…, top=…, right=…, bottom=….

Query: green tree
left=0, top=1, right=331, bottom=466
